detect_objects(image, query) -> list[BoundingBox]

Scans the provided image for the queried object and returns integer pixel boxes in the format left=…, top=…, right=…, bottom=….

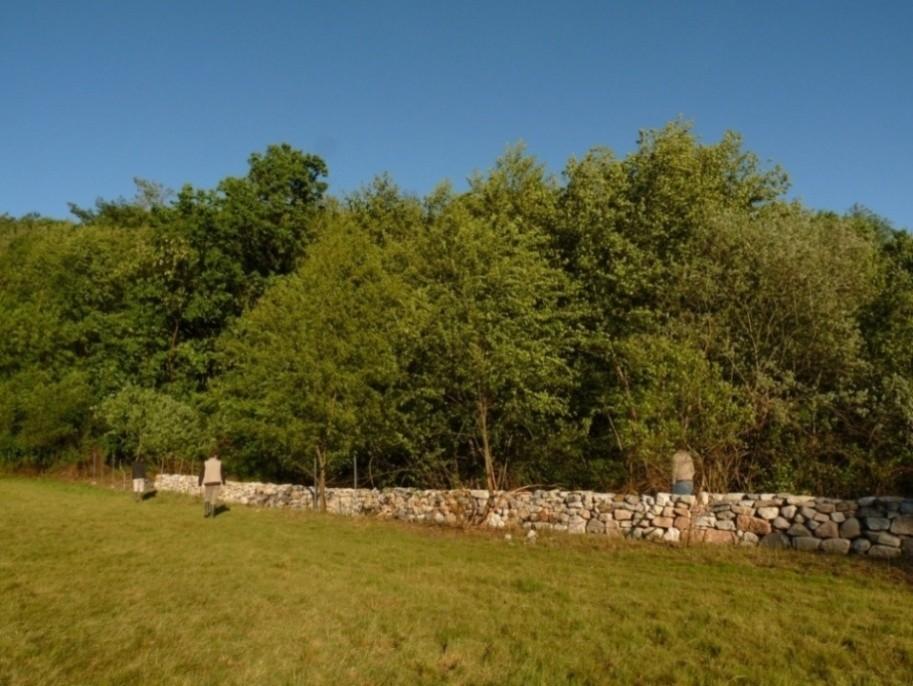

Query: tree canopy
left=1, top=124, right=911, bottom=496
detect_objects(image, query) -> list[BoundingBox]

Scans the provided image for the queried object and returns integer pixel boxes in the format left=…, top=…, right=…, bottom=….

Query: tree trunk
left=476, top=395, right=497, bottom=491
left=315, top=446, right=328, bottom=513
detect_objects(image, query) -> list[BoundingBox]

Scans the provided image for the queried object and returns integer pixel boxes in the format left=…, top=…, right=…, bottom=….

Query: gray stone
left=793, top=537, right=821, bottom=552
left=813, top=521, right=839, bottom=539
left=815, top=503, right=836, bottom=514
left=787, top=523, right=812, bottom=537
left=864, top=517, right=890, bottom=531
left=876, top=533, right=902, bottom=548
left=800, top=506, right=818, bottom=520
left=851, top=538, right=872, bottom=554
left=772, top=516, right=791, bottom=530
left=715, top=520, right=736, bottom=531
left=759, top=532, right=790, bottom=549
left=857, top=496, right=877, bottom=507
left=780, top=505, right=797, bottom=519
left=839, top=518, right=861, bottom=539
left=662, top=528, right=681, bottom=543
left=614, top=509, right=633, bottom=521
left=830, top=512, right=846, bottom=524
left=585, top=518, right=605, bottom=534
left=741, top=532, right=759, bottom=545
left=889, top=516, right=913, bottom=536
left=757, top=507, right=779, bottom=520
left=567, top=516, right=586, bottom=534
left=820, top=538, right=851, bottom=555
left=900, top=501, right=913, bottom=515
left=867, top=545, right=902, bottom=559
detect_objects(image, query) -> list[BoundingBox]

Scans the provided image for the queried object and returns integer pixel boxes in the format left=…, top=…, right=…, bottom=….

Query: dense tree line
left=2, top=124, right=911, bottom=497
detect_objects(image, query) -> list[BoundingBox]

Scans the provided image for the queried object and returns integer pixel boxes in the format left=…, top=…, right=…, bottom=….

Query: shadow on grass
left=141, top=489, right=157, bottom=501
left=213, top=504, right=230, bottom=518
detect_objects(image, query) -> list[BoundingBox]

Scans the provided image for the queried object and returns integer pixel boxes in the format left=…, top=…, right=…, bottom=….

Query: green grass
left=2, top=478, right=912, bottom=686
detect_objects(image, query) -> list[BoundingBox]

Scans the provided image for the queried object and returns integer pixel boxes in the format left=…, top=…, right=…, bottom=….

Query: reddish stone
left=698, top=529, right=736, bottom=545
left=736, top=514, right=772, bottom=535
left=674, top=515, right=691, bottom=530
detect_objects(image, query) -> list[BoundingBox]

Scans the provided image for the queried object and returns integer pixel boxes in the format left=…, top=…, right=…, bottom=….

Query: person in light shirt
left=671, top=450, right=695, bottom=495
left=198, top=452, right=226, bottom=518
left=131, top=456, right=146, bottom=502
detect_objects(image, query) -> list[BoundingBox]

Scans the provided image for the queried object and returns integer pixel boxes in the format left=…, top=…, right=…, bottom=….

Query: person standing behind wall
left=199, top=453, right=226, bottom=518
left=671, top=450, right=695, bottom=495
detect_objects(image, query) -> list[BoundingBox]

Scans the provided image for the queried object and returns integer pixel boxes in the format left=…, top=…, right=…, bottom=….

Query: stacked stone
left=153, top=474, right=913, bottom=558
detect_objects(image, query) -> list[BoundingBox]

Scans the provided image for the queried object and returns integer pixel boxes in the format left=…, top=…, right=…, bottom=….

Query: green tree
left=209, top=218, right=405, bottom=508
left=99, top=385, right=206, bottom=472
left=400, top=169, right=576, bottom=490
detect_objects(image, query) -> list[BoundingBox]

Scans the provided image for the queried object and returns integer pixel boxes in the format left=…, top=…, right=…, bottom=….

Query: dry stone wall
left=154, top=474, right=913, bottom=558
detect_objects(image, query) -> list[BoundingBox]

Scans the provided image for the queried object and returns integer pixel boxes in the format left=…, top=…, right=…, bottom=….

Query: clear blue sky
left=2, top=1, right=911, bottom=229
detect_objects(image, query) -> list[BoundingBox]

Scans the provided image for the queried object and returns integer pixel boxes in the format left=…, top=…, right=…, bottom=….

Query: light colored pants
left=133, top=478, right=145, bottom=493
left=204, top=485, right=221, bottom=504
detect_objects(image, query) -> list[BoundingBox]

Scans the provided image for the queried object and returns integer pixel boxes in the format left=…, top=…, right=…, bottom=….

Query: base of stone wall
left=154, top=474, right=913, bottom=559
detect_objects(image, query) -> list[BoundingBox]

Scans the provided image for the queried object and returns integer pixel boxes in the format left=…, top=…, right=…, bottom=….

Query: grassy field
left=1, top=478, right=912, bottom=686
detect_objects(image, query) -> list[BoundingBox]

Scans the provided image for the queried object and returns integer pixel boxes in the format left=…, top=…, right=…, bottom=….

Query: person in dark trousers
left=198, top=453, right=226, bottom=518
left=131, top=457, right=146, bottom=502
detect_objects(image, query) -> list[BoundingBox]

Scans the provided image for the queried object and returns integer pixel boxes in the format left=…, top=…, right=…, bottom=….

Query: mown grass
left=1, top=477, right=912, bottom=685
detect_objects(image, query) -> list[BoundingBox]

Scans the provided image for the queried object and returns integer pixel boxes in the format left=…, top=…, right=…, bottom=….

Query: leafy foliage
left=1, top=128, right=911, bottom=496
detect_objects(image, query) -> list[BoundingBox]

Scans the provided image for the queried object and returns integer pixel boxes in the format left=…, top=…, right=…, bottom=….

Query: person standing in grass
left=199, top=452, right=226, bottom=518
left=131, top=456, right=146, bottom=502
left=671, top=450, right=695, bottom=495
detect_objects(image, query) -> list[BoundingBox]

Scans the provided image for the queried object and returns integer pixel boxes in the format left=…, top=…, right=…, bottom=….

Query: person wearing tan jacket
left=198, top=453, right=226, bottom=518
left=671, top=450, right=695, bottom=495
